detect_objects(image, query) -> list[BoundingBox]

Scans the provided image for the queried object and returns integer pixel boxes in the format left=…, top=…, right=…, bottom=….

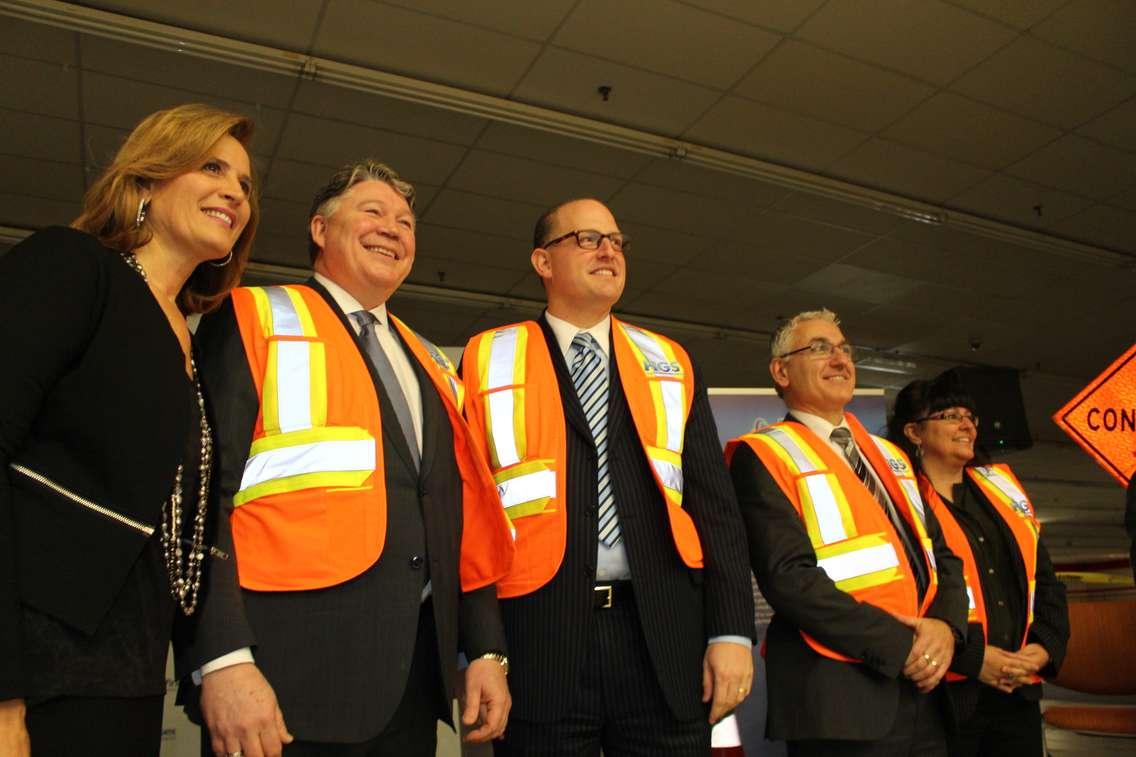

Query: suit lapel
left=538, top=315, right=592, bottom=441
left=307, top=278, right=418, bottom=475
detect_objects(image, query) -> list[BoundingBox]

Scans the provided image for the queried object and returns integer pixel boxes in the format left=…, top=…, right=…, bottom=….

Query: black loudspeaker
left=941, top=366, right=1033, bottom=452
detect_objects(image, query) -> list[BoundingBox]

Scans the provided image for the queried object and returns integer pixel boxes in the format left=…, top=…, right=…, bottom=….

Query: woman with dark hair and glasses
left=886, top=375, right=1068, bottom=756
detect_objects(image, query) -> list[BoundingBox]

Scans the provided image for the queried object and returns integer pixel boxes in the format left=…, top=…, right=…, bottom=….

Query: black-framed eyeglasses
left=914, top=411, right=980, bottom=427
left=542, top=229, right=631, bottom=253
left=776, top=339, right=855, bottom=360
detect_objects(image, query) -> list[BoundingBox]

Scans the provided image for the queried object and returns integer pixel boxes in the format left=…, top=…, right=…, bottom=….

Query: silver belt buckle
left=595, top=585, right=613, bottom=609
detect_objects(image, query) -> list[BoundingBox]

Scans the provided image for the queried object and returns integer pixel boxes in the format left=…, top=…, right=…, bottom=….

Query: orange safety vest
left=919, top=464, right=1041, bottom=683
left=462, top=318, right=703, bottom=598
left=229, top=284, right=513, bottom=592
left=725, top=413, right=939, bottom=663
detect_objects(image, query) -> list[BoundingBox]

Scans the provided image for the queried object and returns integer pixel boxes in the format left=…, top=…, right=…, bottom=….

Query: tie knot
left=351, top=310, right=381, bottom=331
left=829, top=426, right=854, bottom=452
left=571, top=332, right=599, bottom=356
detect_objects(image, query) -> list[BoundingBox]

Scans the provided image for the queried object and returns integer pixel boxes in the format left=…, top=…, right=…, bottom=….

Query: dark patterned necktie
left=352, top=310, right=419, bottom=470
left=830, top=426, right=927, bottom=595
left=570, top=332, right=620, bottom=547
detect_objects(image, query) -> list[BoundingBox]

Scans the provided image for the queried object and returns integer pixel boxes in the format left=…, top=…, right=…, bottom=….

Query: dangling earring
left=135, top=198, right=150, bottom=228
left=914, top=444, right=923, bottom=460
left=209, top=249, right=234, bottom=268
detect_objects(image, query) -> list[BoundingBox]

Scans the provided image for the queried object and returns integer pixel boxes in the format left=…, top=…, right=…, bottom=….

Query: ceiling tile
left=275, top=112, right=466, bottom=185
left=82, top=0, right=326, bottom=51
left=0, top=16, right=76, bottom=64
left=885, top=282, right=983, bottom=321
left=81, top=72, right=286, bottom=149
left=883, top=92, right=1061, bottom=170
left=291, top=81, right=487, bottom=146
left=0, top=191, right=81, bottom=230
left=633, top=158, right=789, bottom=210
left=773, top=193, right=902, bottom=236
left=314, top=0, right=540, bottom=96
left=951, top=36, right=1135, bottom=129
left=259, top=158, right=335, bottom=204
left=797, top=263, right=923, bottom=305
left=744, top=211, right=877, bottom=263
left=1051, top=204, right=1136, bottom=252
left=851, top=303, right=952, bottom=350
left=380, top=0, right=575, bottom=41
left=421, top=189, right=540, bottom=241
left=609, top=182, right=743, bottom=238
left=407, top=253, right=527, bottom=294
left=0, top=155, right=85, bottom=203
left=947, top=173, right=1094, bottom=229
left=0, top=109, right=81, bottom=163
left=474, top=122, right=652, bottom=179
left=257, top=197, right=309, bottom=239
left=1031, top=0, right=1136, bottom=74
left=1005, top=134, right=1136, bottom=201
left=679, top=0, right=827, bottom=33
left=415, top=223, right=531, bottom=272
left=447, top=150, right=624, bottom=207
left=945, top=0, right=1067, bottom=29
left=79, top=35, right=297, bottom=109
left=828, top=138, right=991, bottom=203
left=511, top=47, right=720, bottom=136
left=796, top=0, right=1017, bottom=86
left=650, top=268, right=780, bottom=302
left=1077, top=96, right=1136, bottom=153
left=617, top=222, right=710, bottom=267
left=1111, top=187, right=1136, bottom=212
left=554, top=0, right=780, bottom=89
left=0, top=54, right=78, bottom=119
left=683, top=95, right=867, bottom=172
left=685, top=241, right=830, bottom=284
left=843, top=235, right=958, bottom=282
left=734, top=40, right=935, bottom=132
left=250, top=230, right=310, bottom=268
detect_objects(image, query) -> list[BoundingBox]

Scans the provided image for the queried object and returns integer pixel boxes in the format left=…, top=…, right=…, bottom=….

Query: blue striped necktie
left=570, top=332, right=620, bottom=547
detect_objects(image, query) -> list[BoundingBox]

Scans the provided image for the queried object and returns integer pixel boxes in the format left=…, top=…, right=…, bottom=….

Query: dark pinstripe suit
left=496, top=317, right=755, bottom=749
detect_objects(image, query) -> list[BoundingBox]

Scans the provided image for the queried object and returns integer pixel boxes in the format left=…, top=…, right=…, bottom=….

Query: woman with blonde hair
left=0, top=103, right=258, bottom=756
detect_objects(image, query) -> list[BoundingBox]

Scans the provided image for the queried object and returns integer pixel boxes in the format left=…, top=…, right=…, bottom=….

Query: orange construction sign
left=1053, top=343, right=1136, bottom=486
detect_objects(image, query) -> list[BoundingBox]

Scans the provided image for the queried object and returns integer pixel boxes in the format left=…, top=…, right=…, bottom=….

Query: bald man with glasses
left=725, top=309, right=967, bottom=756
left=461, top=198, right=755, bottom=756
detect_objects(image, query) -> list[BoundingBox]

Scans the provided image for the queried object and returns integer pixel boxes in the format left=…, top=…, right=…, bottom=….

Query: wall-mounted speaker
left=941, top=366, right=1033, bottom=452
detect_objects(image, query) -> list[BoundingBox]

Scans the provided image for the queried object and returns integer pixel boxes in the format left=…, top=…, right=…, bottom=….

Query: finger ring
left=922, top=653, right=931, bottom=662
left=738, top=687, right=747, bottom=696
left=929, top=659, right=939, bottom=667
left=227, top=752, right=244, bottom=757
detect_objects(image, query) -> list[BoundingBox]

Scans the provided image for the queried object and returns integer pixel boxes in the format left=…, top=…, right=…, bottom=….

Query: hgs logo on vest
left=642, top=359, right=683, bottom=376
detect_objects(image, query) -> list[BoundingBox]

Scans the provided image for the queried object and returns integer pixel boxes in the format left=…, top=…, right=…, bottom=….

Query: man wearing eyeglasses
left=724, top=309, right=967, bottom=756
left=461, top=198, right=755, bottom=756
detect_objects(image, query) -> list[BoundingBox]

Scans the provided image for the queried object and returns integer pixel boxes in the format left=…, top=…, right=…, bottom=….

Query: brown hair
left=72, top=103, right=259, bottom=314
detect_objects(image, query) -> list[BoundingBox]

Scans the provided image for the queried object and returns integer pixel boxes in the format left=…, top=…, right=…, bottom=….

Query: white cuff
left=191, top=647, right=255, bottom=685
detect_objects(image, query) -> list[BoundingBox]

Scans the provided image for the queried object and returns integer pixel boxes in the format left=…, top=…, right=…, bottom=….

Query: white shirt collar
left=788, top=409, right=850, bottom=442
left=314, top=272, right=388, bottom=329
left=544, top=310, right=611, bottom=359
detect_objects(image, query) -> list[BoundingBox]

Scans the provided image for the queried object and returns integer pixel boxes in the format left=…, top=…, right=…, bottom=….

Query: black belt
left=593, top=581, right=633, bottom=609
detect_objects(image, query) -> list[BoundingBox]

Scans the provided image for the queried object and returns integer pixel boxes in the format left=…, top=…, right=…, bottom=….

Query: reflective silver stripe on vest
left=966, top=585, right=976, bottom=611
left=496, top=469, right=556, bottom=510
left=487, top=390, right=520, bottom=468
left=758, top=427, right=846, bottom=544
left=762, top=427, right=820, bottom=473
left=869, top=436, right=926, bottom=522
left=487, top=327, right=520, bottom=390
left=816, top=542, right=899, bottom=584
left=274, top=340, right=313, bottom=433
left=658, top=379, right=685, bottom=454
left=974, top=466, right=1033, bottom=517
left=265, top=286, right=304, bottom=336
left=652, top=458, right=683, bottom=492
left=240, top=438, right=375, bottom=491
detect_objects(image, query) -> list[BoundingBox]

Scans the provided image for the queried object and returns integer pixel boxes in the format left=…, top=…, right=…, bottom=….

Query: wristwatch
left=477, top=651, right=509, bottom=675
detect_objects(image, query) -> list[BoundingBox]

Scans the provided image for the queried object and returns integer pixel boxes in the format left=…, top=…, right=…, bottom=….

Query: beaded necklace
left=120, top=250, right=212, bottom=615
